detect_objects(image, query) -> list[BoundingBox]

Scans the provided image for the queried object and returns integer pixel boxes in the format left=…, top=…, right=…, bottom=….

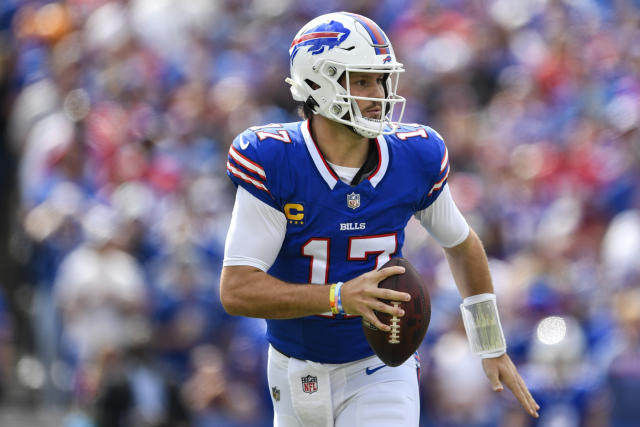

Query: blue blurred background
left=1, top=0, right=640, bottom=426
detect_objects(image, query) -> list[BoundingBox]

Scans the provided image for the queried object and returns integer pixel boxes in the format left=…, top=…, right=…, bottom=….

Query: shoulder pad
left=391, top=123, right=444, bottom=142
left=227, top=122, right=302, bottom=209
left=390, top=123, right=450, bottom=210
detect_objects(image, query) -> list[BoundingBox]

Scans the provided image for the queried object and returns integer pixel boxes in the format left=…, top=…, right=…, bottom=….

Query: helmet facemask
left=340, top=65, right=405, bottom=138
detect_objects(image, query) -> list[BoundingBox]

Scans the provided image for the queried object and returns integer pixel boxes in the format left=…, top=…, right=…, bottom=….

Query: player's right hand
left=482, top=354, right=540, bottom=418
left=341, top=266, right=411, bottom=331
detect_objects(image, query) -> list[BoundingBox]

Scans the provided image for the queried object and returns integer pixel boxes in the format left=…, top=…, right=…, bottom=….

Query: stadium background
left=1, top=0, right=639, bottom=426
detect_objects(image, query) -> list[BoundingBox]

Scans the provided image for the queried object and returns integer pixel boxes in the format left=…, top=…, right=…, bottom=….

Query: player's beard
left=362, top=101, right=383, bottom=120
left=342, top=99, right=383, bottom=120
left=340, top=99, right=384, bottom=139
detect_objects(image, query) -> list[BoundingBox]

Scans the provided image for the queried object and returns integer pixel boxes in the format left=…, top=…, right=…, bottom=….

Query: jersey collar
left=301, top=120, right=389, bottom=190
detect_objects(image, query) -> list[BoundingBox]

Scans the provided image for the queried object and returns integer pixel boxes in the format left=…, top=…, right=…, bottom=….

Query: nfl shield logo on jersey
left=347, top=192, right=360, bottom=209
left=301, top=375, right=318, bottom=394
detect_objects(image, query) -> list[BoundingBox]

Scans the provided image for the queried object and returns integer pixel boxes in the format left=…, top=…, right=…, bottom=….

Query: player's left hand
left=481, top=353, right=539, bottom=418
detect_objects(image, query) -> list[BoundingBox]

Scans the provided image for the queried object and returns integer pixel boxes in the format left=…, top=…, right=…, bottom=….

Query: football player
left=220, top=11, right=539, bottom=426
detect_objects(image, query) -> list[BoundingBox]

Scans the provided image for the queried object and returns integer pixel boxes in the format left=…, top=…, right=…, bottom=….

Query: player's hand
left=341, top=266, right=411, bottom=331
left=482, top=354, right=540, bottom=418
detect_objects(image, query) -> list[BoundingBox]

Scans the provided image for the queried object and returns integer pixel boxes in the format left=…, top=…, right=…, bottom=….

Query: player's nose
left=370, top=82, right=385, bottom=99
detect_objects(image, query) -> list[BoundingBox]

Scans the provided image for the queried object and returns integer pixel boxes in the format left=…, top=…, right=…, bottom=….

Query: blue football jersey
left=226, top=120, right=449, bottom=363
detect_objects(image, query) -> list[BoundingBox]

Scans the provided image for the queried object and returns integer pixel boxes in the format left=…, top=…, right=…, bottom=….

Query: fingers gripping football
left=340, top=266, right=410, bottom=331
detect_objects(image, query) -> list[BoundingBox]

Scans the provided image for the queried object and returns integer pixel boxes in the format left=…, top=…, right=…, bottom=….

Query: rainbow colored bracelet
left=329, top=283, right=338, bottom=315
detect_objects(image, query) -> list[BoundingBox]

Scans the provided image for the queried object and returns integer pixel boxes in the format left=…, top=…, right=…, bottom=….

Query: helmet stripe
left=343, top=12, right=390, bottom=55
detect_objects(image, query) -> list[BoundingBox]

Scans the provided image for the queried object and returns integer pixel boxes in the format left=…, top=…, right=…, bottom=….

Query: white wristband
left=460, top=293, right=506, bottom=358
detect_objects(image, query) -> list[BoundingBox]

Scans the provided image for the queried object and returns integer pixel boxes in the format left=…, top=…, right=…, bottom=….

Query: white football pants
left=267, top=345, right=420, bottom=427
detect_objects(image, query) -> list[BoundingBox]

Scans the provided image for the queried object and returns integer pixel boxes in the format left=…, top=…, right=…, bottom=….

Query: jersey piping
left=300, top=120, right=390, bottom=189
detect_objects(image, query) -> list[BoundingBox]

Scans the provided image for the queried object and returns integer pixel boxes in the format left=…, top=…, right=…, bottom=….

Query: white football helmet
left=286, top=12, right=406, bottom=138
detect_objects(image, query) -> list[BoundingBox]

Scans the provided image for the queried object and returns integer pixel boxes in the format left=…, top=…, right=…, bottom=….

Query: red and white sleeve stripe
left=440, top=147, right=448, bottom=173
left=428, top=147, right=450, bottom=196
left=229, top=145, right=266, bottom=179
left=227, top=161, right=270, bottom=193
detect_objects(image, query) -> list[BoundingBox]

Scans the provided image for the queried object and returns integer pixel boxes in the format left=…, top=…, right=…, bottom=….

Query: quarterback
left=220, top=12, right=539, bottom=426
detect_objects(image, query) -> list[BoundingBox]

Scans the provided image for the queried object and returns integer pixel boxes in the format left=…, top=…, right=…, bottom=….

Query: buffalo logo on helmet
left=301, top=375, right=318, bottom=394
left=289, top=20, right=351, bottom=63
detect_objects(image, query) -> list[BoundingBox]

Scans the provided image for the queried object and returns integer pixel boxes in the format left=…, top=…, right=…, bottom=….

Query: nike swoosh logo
left=365, top=365, right=386, bottom=375
left=239, top=137, right=250, bottom=150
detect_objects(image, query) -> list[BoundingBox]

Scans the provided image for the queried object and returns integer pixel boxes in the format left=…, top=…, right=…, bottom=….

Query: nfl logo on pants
left=301, top=375, right=318, bottom=394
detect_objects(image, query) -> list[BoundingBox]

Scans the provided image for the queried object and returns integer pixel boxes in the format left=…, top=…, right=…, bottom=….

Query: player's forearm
left=219, top=266, right=331, bottom=318
left=443, top=228, right=494, bottom=298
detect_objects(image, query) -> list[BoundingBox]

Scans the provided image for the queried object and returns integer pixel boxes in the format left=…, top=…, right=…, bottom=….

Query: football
left=362, top=257, right=431, bottom=367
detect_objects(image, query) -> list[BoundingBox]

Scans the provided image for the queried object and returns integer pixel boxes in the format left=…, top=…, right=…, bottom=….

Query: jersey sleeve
left=226, top=130, right=281, bottom=210
left=223, top=186, right=287, bottom=271
left=415, top=126, right=450, bottom=211
left=414, top=184, right=469, bottom=248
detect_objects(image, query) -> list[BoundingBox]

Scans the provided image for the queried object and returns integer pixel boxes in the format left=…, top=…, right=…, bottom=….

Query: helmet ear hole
left=305, top=79, right=320, bottom=90
left=304, top=80, right=321, bottom=114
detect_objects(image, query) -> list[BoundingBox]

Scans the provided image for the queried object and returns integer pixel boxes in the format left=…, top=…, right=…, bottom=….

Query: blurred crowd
left=1, top=0, right=640, bottom=426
